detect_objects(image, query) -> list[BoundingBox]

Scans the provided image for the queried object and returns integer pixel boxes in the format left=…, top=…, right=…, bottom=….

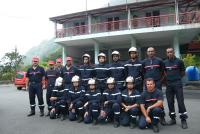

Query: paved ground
left=0, top=84, right=200, bottom=134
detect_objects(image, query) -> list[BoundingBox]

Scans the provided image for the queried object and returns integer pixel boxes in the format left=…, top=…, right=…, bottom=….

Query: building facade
left=50, top=0, right=200, bottom=65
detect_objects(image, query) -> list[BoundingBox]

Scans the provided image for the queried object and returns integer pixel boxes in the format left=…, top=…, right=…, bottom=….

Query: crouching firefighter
left=139, top=78, right=164, bottom=133
left=120, top=76, right=141, bottom=129
left=83, top=78, right=101, bottom=125
left=98, top=77, right=121, bottom=128
left=49, top=77, right=68, bottom=121
left=68, top=75, right=86, bottom=122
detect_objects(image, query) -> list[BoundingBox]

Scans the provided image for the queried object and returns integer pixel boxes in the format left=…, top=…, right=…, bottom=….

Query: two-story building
left=50, top=0, right=200, bottom=65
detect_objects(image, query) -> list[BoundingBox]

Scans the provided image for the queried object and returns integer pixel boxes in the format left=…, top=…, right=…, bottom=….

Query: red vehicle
left=14, top=71, right=27, bottom=90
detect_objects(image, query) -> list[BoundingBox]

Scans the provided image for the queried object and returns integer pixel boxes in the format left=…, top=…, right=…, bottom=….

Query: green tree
left=182, top=54, right=200, bottom=69
left=0, top=47, right=25, bottom=80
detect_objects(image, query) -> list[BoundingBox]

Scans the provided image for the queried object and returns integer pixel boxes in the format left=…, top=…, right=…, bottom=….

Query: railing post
left=175, top=0, right=179, bottom=24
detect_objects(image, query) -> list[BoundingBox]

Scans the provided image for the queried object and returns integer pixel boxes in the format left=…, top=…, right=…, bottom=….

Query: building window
left=145, top=10, right=160, bottom=27
left=114, top=17, right=119, bottom=30
left=107, top=18, right=113, bottom=31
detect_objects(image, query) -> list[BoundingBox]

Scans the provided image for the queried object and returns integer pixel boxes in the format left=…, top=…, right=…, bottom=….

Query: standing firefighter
left=109, top=51, right=126, bottom=91
left=139, top=78, right=164, bottom=133
left=94, top=53, right=109, bottom=93
left=79, top=54, right=95, bottom=90
left=55, top=58, right=63, bottom=77
left=50, top=77, right=68, bottom=121
left=124, top=47, right=143, bottom=93
left=98, top=77, right=121, bottom=128
left=68, top=75, right=85, bottom=122
left=61, top=56, right=78, bottom=90
left=164, top=48, right=188, bottom=129
left=120, top=76, right=141, bottom=128
left=83, top=79, right=101, bottom=125
left=45, top=60, right=59, bottom=116
left=26, top=56, right=45, bottom=117
left=142, top=47, right=165, bottom=90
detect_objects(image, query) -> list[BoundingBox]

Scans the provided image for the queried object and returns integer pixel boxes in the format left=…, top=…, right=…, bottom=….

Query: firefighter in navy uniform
left=45, top=60, right=59, bottom=116
left=79, top=54, right=95, bottom=90
left=26, top=56, right=46, bottom=117
left=61, top=56, right=79, bottom=91
left=98, top=77, right=121, bottom=128
left=109, top=51, right=126, bottom=91
left=164, top=48, right=188, bottom=129
left=83, top=79, right=101, bottom=125
left=142, top=47, right=166, bottom=125
left=55, top=58, right=63, bottom=77
left=49, top=77, right=68, bottom=121
left=139, top=78, right=164, bottom=133
left=124, top=47, right=143, bottom=93
left=94, top=53, right=110, bottom=93
left=142, top=47, right=165, bottom=90
left=68, top=75, right=85, bottom=122
left=120, top=76, right=141, bottom=128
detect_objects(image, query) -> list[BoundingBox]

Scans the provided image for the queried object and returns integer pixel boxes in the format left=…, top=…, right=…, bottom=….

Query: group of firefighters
left=26, top=46, right=188, bottom=133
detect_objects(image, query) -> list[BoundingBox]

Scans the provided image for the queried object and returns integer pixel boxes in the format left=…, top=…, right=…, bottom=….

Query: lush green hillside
left=24, top=38, right=62, bottom=65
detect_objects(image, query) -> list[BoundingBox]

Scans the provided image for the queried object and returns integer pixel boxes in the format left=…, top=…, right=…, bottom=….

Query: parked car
left=14, top=71, right=26, bottom=90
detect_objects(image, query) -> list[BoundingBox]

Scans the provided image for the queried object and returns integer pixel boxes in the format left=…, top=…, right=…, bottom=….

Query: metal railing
left=56, top=11, right=200, bottom=38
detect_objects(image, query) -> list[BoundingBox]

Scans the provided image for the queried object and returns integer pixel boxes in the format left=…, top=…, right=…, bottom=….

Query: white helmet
left=128, top=47, right=137, bottom=53
left=126, top=76, right=134, bottom=83
left=71, top=75, right=80, bottom=82
left=88, top=78, right=96, bottom=85
left=112, top=51, right=120, bottom=56
left=55, top=77, right=63, bottom=86
left=106, top=77, right=115, bottom=84
left=98, top=53, right=106, bottom=58
left=82, top=53, right=90, bottom=59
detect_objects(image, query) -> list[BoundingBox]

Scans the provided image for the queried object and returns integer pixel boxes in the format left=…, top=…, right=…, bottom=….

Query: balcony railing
left=56, top=11, right=200, bottom=38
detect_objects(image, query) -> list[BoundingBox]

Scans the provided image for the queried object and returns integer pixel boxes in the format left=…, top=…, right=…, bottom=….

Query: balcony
left=56, top=11, right=200, bottom=38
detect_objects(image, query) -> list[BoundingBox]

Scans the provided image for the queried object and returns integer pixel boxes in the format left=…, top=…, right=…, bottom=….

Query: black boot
left=160, top=117, right=167, bottom=126
left=152, top=124, right=159, bottom=133
left=93, top=119, right=98, bottom=125
left=46, top=111, right=50, bottom=116
left=40, top=110, right=44, bottom=117
left=61, top=114, right=66, bottom=121
left=77, top=116, right=83, bottom=123
left=181, top=119, right=188, bottom=129
left=167, top=118, right=176, bottom=125
left=129, top=118, right=137, bottom=129
left=27, top=111, right=35, bottom=117
left=113, top=119, right=120, bottom=128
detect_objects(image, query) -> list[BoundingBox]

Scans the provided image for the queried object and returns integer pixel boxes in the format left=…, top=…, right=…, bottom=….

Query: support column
left=175, top=0, right=179, bottom=24
left=62, top=46, right=66, bottom=65
left=130, top=36, right=137, bottom=47
left=108, top=49, right=112, bottom=64
left=88, top=15, right=92, bottom=34
left=128, top=8, right=131, bottom=29
left=94, top=42, right=99, bottom=64
left=173, top=34, right=180, bottom=58
left=55, top=22, right=57, bottom=38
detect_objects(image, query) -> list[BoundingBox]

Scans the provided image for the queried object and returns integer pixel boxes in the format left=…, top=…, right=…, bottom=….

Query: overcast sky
left=0, top=0, right=111, bottom=58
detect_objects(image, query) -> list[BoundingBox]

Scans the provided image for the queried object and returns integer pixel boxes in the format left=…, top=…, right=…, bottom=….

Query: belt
left=82, top=78, right=91, bottom=81
left=167, top=79, right=181, bottom=83
left=30, top=82, right=41, bottom=84
left=135, top=76, right=142, bottom=80
left=116, top=81, right=124, bottom=83
left=97, top=78, right=107, bottom=81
